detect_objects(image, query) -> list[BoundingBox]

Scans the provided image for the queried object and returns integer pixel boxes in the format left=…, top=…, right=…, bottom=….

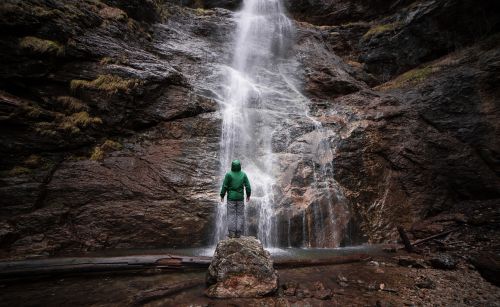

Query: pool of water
left=78, top=244, right=385, bottom=260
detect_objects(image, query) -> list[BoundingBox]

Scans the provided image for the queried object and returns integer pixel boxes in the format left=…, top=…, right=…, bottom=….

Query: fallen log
left=0, top=255, right=211, bottom=279
left=0, top=253, right=372, bottom=279
left=273, top=253, right=371, bottom=268
left=133, top=278, right=204, bottom=305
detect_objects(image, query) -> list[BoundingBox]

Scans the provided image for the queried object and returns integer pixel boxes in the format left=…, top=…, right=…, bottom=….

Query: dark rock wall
left=0, top=0, right=232, bottom=257
left=0, top=0, right=499, bottom=257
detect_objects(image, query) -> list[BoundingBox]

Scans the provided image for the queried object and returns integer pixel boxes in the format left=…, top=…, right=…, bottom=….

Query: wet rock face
left=205, top=236, right=278, bottom=298
left=0, top=0, right=232, bottom=257
left=0, top=0, right=499, bottom=258
left=357, top=0, right=500, bottom=82
left=284, top=0, right=412, bottom=26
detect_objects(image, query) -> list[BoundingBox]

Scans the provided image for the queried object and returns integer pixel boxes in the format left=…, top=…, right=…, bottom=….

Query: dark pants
left=227, top=200, right=244, bottom=237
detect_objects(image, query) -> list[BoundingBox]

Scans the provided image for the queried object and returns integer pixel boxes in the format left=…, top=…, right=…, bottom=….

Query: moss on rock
left=376, top=66, right=440, bottom=91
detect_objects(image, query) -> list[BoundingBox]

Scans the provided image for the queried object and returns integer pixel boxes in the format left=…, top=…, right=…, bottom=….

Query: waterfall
left=213, top=0, right=294, bottom=246
left=213, top=0, right=347, bottom=248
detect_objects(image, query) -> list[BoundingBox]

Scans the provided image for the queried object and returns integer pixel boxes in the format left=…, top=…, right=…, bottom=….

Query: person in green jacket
left=220, top=159, right=251, bottom=238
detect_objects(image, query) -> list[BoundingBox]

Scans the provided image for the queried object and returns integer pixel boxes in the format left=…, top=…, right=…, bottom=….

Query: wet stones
left=282, top=281, right=298, bottom=296
left=395, top=256, right=428, bottom=269
left=205, top=237, right=278, bottom=298
left=281, top=280, right=333, bottom=300
left=313, top=281, right=333, bottom=300
left=337, top=273, right=349, bottom=287
left=430, top=254, right=457, bottom=270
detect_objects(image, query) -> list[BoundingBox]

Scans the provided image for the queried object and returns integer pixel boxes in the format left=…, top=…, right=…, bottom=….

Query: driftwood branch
left=411, top=228, right=457, bottom=246
left=397, top=226, right=414, bottom=252
left=396, top=228, right=458, bottom=251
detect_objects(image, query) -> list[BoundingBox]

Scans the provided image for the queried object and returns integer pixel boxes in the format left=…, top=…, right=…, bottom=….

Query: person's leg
left=227, top=200, right=236, bottom=238
left=235, top=201, right=244, bottom=238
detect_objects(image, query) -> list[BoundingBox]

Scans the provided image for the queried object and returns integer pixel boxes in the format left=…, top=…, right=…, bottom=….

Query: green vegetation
left=19, top=36, right=64, bottom=56
left=90, top=139, right=123, bottom=161
left=376, top=66, right=440, bottom=91
left=70, top=75, right=140, bottom=94
left=363, top=22, right=400, bottom=39
left=399, top=66, right=435, bottom=84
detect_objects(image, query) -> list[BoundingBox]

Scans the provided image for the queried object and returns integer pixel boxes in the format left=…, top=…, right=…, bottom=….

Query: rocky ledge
left=205, top=236, right=278, bottom=298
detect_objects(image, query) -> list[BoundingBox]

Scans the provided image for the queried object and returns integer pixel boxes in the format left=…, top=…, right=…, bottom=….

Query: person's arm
left=220, top=173, right=230, bottom=202
left=244, top=174, right=251, bottom=202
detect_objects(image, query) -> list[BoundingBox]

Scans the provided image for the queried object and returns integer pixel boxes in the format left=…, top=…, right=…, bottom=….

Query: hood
left=231, top=159, right=241, bottom=172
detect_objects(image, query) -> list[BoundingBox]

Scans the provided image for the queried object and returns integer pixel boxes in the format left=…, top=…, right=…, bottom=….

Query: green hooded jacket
left=220, top=160, right=251, bottom=201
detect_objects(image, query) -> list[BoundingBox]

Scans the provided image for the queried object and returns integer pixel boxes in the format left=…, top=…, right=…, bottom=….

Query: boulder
left=205, top=236, right=278, bottom=298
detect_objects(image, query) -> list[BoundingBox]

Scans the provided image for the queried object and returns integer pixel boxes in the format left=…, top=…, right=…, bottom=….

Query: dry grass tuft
left=90, top=139, right=123, bottom=161
left=363, top=22, right=400, bottom=39
left=70, top=75, right=140, bottom=94
left=19, top=36, right=64, bottom=56
left=24, top=154, right=41, bottom=168
left=99, top=6, right=127, bottom=21
left=7, top=166, right=31, bottom=176
left=55, top=96, right=89, bottom=112
left=59, top=111, right=102, bottom=134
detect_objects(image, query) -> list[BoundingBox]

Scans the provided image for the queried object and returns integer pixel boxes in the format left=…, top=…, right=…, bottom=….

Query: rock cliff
left=0, top=0, right=499, bottom=258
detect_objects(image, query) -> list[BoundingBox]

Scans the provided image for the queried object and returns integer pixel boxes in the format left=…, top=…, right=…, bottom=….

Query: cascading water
left=213, top=0, right=294, bottom=247
left=213, top=0, right=348, bottom=248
